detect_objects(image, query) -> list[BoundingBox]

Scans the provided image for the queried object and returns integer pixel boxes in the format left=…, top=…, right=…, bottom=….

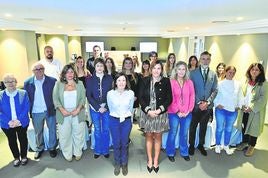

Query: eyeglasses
left=33, top=68, right=44, bottom=71
left=4, top=80, right=16, bottom=84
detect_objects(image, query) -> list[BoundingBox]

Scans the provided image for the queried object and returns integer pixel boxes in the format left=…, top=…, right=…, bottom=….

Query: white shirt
left=40, top=58, right=62, bottom=80
left=214, top=79, right=243, bottom=112
left=32, top=76, right=47, bottom=113
left=5, top=89, right=18, bottom=120
left=244, top=84, right=254, bottom=107
left=107, top=89, right=134, bottom=122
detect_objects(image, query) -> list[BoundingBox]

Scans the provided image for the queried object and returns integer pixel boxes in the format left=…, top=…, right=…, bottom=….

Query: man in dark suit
left=189, top=51, right=218, bottom=156
left=24, top=62, right=57, bottom=159
left=86, top=45, right=102, bottom=74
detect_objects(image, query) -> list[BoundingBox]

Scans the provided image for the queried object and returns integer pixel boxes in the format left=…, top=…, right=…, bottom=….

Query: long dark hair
left=105, top=57, right=116, bottom=74
left=60, top=64, right=79, bottom=84
left=246, top=63, right=266, bottom=84
left=187, top=55, right=198, bottom=69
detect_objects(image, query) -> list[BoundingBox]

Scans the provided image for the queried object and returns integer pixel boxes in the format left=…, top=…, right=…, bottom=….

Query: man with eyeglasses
left=40, top=45, right=62, bottom=80
left=24, top=62, right=57, bottom=159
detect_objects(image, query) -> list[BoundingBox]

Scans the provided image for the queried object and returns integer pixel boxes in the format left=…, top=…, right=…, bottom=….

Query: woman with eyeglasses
left=0, top=74, right=30, bottom=167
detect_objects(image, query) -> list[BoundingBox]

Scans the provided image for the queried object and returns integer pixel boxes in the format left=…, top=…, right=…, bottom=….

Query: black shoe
left=198, top=145, right=207, bottom=156
left=21, top=158, right=28, bottom=165
left=168, top=156, right=175, bottom=162
left=147, top=165, right=153, bottom=173
left=183, top=156, right=190, bottom=161
left=49, top=150, right=57, bottom=158
left=153, top=166, right=159, bottom=173
left=34, top=150, right=44, bottom=159
left=114, top=165, right=120, bottom=176
left=122, top=164, right=128, bottom=176
left=104, top=154, right=110, bottom=158
left=189, top=146, right=195, bottom=155
left=94, top=154, right=100, bottom=159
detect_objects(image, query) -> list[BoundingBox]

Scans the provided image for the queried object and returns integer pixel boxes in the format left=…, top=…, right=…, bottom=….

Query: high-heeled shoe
left=153, top=166, right=159, bottom=173
left=147, top=165, right=153, bottom=173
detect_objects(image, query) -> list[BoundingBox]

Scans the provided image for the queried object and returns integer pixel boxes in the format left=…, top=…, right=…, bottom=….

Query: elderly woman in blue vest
left=236, top=63, right=268, bottom=157
left=139, top=60, right=172, bottom=173
left=107, top=73, right=134, bottom=176
left=53, top=64, right=86, bottom=161
left=86, top=58, right=113, bottom=159
left=0, top=74, right=30, bottom=167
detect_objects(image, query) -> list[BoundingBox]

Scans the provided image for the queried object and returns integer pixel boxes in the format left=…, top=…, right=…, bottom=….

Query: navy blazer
left=24, top=75, right=57, bottom=117
left=86, top=73, right=113, bottom=111
left=190, top=67, right=218, bottom=109
left=138, top=76, right=172, bottom=114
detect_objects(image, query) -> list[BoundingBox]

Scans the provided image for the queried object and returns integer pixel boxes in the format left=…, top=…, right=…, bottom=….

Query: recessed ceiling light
left=1, top=29, right=6, bottom=31
left=211, top=20, right=230, bottom=24
left=4, top=13, right=12, bottom=17
left=236, top=17, right=244, bottom=21
left=185, top=27, right=190, bottom=30
left=57, top=25, right=63, bottom=29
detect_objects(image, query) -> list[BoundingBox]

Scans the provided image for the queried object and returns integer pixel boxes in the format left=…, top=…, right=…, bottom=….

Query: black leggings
left=242, top=113, right=257, bottom=147
left=2, top=126, right=28, bottom=159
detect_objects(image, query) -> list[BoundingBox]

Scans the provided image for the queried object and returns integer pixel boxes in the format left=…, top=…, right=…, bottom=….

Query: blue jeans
left=32, top=112, right=57, bottom=151
left=215, top=108, right=238, bottom=146
left=90, top=108, right=110, bottom=155
left=166, top=113, right=192, bottom=157
left=109, top=116, right=132, bottom=166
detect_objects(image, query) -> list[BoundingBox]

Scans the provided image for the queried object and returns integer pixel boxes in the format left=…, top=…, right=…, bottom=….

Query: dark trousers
left=109, top=116, right=132, bottom=166
left=189, top=109, right=211, bottom=147
left=241, top=113, right=257, bottom=147
left=2, top=126, right=28, bottom=159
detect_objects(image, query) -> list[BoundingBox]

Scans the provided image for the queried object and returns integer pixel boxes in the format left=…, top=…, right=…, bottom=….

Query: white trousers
left=58, top=116, right=85, bottom=160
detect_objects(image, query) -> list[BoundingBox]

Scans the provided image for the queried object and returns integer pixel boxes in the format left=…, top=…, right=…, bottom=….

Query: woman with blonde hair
left=166, top=61, right=195, bottom=162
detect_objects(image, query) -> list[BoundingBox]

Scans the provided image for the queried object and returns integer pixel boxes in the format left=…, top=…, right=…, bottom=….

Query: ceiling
left=1, top=0, right=268, bottom=37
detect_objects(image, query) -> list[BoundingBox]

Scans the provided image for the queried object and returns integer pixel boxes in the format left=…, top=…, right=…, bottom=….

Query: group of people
left=0, top=45, right=267, bottom=176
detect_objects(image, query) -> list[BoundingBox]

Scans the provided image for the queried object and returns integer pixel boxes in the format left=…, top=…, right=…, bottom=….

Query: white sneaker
left=215, top=145, right=221, bottom=154
left=223, top=145, right=233, bottom=155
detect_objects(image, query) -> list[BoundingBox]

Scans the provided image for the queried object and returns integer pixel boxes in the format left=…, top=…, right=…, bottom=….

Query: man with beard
left=40, top=46, right=62, bottom=80
left=188, top=51, right=218, bottom=157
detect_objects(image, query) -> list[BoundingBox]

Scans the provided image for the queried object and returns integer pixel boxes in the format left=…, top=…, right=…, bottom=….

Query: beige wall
left=168, top=38, right=189, bottom=63
left=45, top=34, right=69, bottom=65
left=0, top=30, right=38, bottom=86
left=68, top=36, right=82, bottom=61
left=205, top=34, right=268, bottom=80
